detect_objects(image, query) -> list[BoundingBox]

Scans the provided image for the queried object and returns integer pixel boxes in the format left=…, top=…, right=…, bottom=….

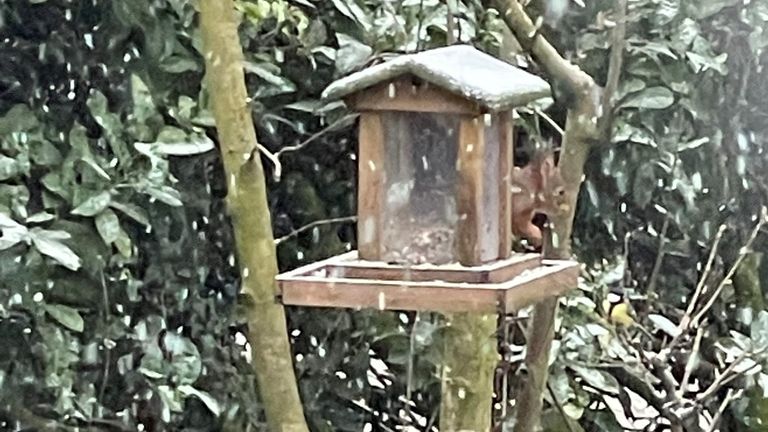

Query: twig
left=645, top=216, right=670, bottom=298
left=547, top=381, right=578, bottom=432
left=696, top=347, right=765, bottom=403
left=405, top=313, right=419, bottom=420
left=599, top=0, right=627, bottom=135
left=684, top=225, right=727, bottom=324
left=534, top=108, right=565, bottom=136
left=258, top=143, right=283, bottom=181
left=691, top=209, right=767, bottom=327
left=676, top=326, right=703, bottom=399
left=415, top=0, right=426, bottom=52
left=274, top=216, right=357, bottom=245
left=275, top=114, right=358, bottom=158
left=446, top=0, right=457, bottom=44
left=98, top=270, right=111, bottom=406
left=707, top=388, right=742, bottom=432
left=664, top=224, right=727, bottom=353
left=252, top=113, right=359, bottom=182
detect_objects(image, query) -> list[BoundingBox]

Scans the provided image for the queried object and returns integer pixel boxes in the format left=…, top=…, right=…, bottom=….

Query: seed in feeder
left=483, top=113, right=492, bottom=126
left=388, top=83, right=397, bottom=98
left=368, top=160, right=376, bottom=171
left=465, top=143, right=474, bottom=153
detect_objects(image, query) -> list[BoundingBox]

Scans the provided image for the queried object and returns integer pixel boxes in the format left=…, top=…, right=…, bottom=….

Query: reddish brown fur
left=510, top=152, right=566, bottom=248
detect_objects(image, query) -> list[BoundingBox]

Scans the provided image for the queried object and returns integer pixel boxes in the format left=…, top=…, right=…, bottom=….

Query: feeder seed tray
left=277, top=251, right=579, bottom=313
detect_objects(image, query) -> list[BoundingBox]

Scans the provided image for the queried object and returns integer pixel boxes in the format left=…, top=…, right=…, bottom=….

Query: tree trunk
left=199, top=2, right=309, bottom=431
left=492, top=1, right=626, bottom=430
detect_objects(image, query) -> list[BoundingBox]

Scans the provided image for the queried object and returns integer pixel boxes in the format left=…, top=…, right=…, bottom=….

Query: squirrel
left=510, top=152, right=568, bottom=249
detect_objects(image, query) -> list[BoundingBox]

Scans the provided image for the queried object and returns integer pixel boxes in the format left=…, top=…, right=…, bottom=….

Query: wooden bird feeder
left=277, top=45, right=578, bottom=313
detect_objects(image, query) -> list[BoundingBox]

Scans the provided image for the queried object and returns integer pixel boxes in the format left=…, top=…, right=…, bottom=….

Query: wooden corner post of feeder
left=277, top=45, right=579, bottom=313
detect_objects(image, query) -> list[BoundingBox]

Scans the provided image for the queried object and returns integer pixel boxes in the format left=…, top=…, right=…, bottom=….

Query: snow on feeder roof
left=322, top=44, right=551, bottom=112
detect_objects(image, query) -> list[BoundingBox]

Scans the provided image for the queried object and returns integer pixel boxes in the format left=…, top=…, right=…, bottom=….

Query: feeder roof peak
left=322, top=44, right=551, bottom=111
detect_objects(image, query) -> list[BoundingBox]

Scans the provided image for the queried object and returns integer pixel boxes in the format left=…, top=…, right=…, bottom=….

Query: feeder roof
left=322, top=45, right=551, bottom=112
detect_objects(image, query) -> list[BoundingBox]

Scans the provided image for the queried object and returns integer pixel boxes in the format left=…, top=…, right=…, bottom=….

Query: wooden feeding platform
left=278, top=252, right=579, bottom=313
left=276, top=45, right=579, bottom=314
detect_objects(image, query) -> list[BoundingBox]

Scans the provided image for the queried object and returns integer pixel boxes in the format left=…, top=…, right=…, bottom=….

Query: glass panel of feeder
left=480, top=116, right=502, bottom=261
left=379, top=111, right=460, bottom=265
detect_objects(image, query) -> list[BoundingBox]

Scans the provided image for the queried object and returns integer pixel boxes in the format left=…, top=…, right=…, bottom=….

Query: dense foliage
left=1, top=0, right=767, bottom=431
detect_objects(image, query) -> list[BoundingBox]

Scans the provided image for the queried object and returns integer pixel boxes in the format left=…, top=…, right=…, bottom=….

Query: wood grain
left=498, top=111, right=514, bottom=258
left=357, top=113, right=386, bottom=260
left=456, top=116, right=486, bottom=266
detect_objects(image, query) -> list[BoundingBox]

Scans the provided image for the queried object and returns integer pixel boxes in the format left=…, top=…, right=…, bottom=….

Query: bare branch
left=707, top=388, right=742, bottom=432
left=691, top=209, right=767, bottom=327
left=252, top=113, right=359, bottom=181
left=274, top=216, right=357, bottom=245
left=599, top=0, right=627, bottom=136
left=494, top=0, right=595, bottom=98
left=676, top=326, right=703, bottom=399
left=276, top=113, right=359, bottom=158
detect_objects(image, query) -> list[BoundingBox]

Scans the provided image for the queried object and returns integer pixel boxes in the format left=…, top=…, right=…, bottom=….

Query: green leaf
left=0, top=155, right=18, bottom=181
left=571, top=365, right=620, bottom=395
left=677, top=137, right=709, bottom=152
left=751, top=311, right=768, bottom=350
left=95, top=209, right=121, bottom=245
left=620, top=87, right=675, bottom=109
left=72, top=191, right=112, bottom=217
left=178, top=385, right=221, bottom=416
left=145, top=186, right=183, bottom=207
left=109, top=201, right=151, bottom=226
left=647, top=314, right=681, bottom=337
left=243, top=61, right=296, bottom=89
left=30, top=228, right=81, bottom=271
left=329, top=0, right=372, bottom=31
left=43, top=303, right=85, bottom=332
left=29, top=140, right=63, bottom=166
left=26, top=212, right=55, bottom=223
left=0, top=105, right=39, bottom=136
left=686, top=51, right=728, bottom=75
left=134, top=127, right=215, bottom=156
left=334, top=33, right=372, bottom=75
left=0, top=212, right=28, bottom=250
left=160, top=55, right=199, bottom=73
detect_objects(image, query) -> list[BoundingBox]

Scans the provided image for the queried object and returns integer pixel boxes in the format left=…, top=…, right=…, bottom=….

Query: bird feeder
left=277, top=45, right=578, bottom=313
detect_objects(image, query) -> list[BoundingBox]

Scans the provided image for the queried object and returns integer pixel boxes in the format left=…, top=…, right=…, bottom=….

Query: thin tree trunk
left=199, top=2, right=309, bottom=431
left=492, top=1, right=627, bottom=430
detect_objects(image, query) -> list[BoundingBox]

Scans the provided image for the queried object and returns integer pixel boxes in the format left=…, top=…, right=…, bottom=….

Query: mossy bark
left=440, top=312, right=498, bottom=431
left=199, top=2, right=309, bottom=431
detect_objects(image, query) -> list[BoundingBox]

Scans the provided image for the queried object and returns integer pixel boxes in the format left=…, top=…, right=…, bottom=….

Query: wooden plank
left=345, top=77, right=482, bottom=115
left=486, top=253, right=541, bottom=283
left=275, top=251, right=358, bottom=280
left=502, top=261, right=580, bottom=312
left=456, top=116, right=486, bottom=266
left=497, top=111, right=513, bottom=259
left=357, top=113, right=386, bottom=260
left=327, top=253, right=540, bottom=283
left=281, top=277, right=502, bottom=312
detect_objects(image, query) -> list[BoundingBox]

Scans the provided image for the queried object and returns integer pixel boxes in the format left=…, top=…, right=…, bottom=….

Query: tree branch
left=494, top=0, right=595, bottom=98
left=599, top=0, right=627, bottom=136
left=274, top=215, right=357, bottom=245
